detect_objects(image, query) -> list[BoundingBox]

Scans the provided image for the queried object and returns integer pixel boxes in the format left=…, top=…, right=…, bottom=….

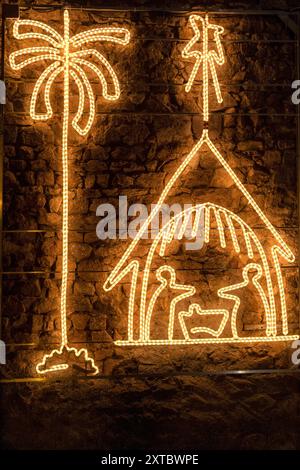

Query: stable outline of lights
left=9, top=9, right=130, bottom=375
left=104, top=14, right=298, bottom=347
left=113, top=203, right=297, bottom=346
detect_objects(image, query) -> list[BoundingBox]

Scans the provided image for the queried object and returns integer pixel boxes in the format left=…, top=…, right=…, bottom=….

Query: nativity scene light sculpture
left=9, top=9, right=130, bottom=374
left=103, top=14, right=299, bottom=346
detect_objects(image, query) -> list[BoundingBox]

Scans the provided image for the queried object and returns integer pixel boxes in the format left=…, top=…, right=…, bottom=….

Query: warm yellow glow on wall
left=104, top=14, right=298, bottom=347
left=10, top=9, right=130, bottom=375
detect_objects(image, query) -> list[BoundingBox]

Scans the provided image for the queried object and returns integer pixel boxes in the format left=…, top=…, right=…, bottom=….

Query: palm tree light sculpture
left=9, top=9, right=130, bottom=375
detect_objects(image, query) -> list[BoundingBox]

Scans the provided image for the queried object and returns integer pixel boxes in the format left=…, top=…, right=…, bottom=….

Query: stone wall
left=0, top=0, right=299, bottom=450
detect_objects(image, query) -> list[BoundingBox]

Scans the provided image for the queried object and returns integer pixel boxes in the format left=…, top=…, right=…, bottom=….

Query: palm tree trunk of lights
left=61, top=10, right=70, bottom=348
left=203, top=15, right=209, bottom=124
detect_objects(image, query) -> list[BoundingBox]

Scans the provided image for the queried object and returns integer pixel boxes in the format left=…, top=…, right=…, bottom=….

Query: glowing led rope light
left=115, top=336, right=297, bottom=346
left=182, top=14, right=225, bottom=121
left=179, top=304, right=229, bottom=339
left=134, top=204, right=277, bottom=343
left=72, top=49, right=121, bottom=98
left=272, top=246, right=289, bottom=335
left=214, top=207, right=226, bottom=248
left=70, top=27, right=130, bottom=47
left=10, top=48, right=61, bottom=70
left=108, top=199, right=296, bottom=345
left=224, top=212, right=240, bottom=253
left=13, top=19, right=64, bottom=47
left=144, top=265, right=196, bottom=341
left=60, top=8, right=70, bottom=354
left=36, top=345, right=99, bottom=374
left=218, top=263, right=270, bottom=339
left=177, top=209, right=199, bottom=240
left=191, top=206, right=203, bottom=238
left=10, top=9, right=130, bottom=375
left=104, top=14, right=298, bottom=347
left=204, top=204, right=210, bottom=243
left=30, top=62, right=62, bottom=120
left=70, top=64, right=95, bottom=135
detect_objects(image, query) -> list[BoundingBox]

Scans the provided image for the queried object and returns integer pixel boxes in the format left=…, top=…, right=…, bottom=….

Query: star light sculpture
left=9, top=9, right=130, bottom=375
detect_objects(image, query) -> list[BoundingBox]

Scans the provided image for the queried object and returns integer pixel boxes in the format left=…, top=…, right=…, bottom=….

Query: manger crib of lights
left=103, top=14, right=299, bottom=346
left=9, top=9, right=130, bottom=375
